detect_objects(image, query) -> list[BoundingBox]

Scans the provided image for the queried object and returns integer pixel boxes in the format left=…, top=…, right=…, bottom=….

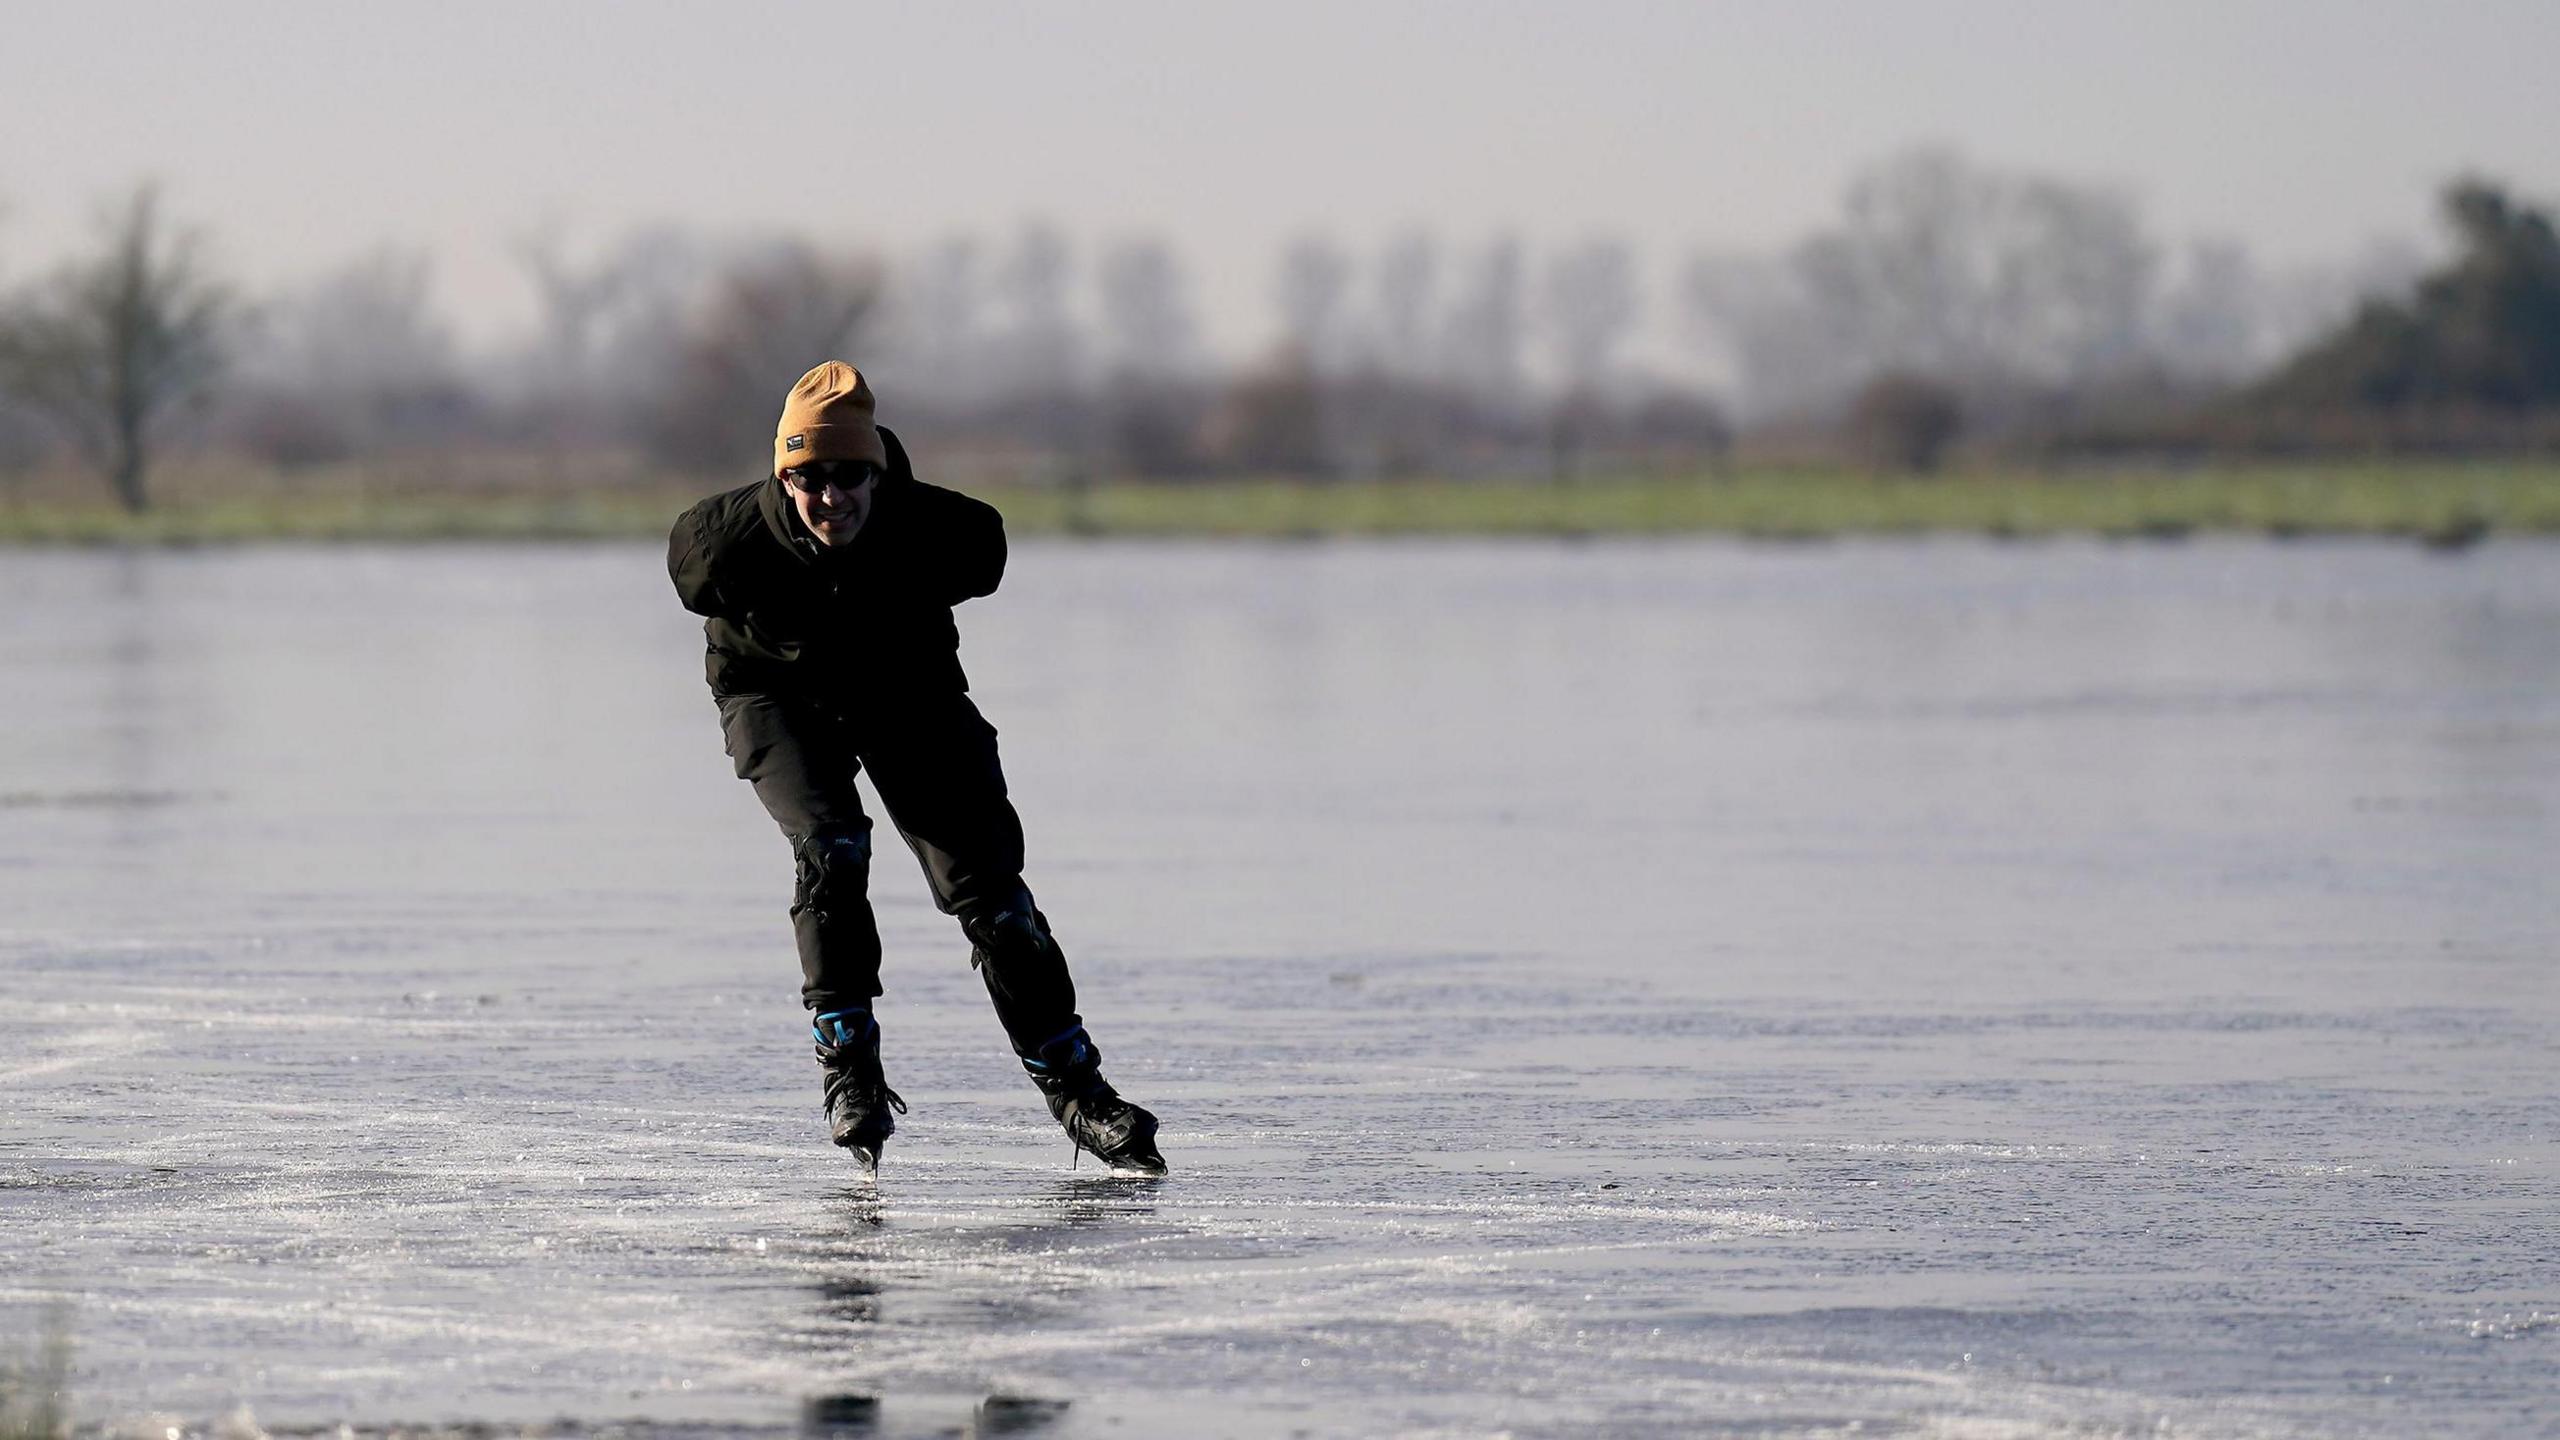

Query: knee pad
left=960, top=891, right=1080, bottom=1055
left=792, top=824, right=872, bottom=922
left=961, top=890, right=1054, bottom=968
left=963, top=890, right=1072, bottom=999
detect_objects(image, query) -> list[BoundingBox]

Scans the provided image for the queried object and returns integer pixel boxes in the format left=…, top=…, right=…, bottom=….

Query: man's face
left=782, top=460, right=882, bottom=545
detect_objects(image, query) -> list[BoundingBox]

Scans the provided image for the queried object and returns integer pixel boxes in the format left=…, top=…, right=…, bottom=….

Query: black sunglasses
left=782, top=461, right=884, bottom=495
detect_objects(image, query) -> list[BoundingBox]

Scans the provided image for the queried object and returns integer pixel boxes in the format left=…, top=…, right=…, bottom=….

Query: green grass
left=5, top=461, right=2559, bottom=544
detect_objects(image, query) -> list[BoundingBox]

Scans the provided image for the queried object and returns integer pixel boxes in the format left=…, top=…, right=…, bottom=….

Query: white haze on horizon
left=2, top=0, right=2554, bottom=374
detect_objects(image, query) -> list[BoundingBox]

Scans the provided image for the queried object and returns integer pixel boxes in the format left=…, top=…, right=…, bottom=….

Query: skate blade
left=840, top=1135, right=886, bottom=1174
left=1079, top=1143, right=1166, bottom=1177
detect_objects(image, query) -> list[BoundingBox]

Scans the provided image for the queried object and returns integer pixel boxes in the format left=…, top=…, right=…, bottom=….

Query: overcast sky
left=5, top=0, right=2555, bottom=356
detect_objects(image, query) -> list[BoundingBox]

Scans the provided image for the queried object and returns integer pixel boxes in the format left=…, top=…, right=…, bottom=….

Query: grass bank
left=4, top=461, right=2558, bottom=544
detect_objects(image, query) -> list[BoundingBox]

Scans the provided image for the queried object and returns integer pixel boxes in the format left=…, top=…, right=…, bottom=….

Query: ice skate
left=1022, top=1026, right=1164, bottom=1175
left=813, top=1010, right=906, bottom=1172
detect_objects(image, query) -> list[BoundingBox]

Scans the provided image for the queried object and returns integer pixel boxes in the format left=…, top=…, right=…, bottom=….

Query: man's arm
left=939, top=493, right=1006, bottom=604
left=667, top=504, right=731, bottom=618
left=880, top=426, right=1005, bottom=606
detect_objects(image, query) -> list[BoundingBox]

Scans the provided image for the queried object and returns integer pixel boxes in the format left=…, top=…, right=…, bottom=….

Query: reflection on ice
left=792, top=1392, right=1071, bottom=1439
left=1038, top=1175, right=1163, bottom=1230
left=796, top=1392, right=878, bottom=1434
left=969, top=1395, right=1073, bottom=1435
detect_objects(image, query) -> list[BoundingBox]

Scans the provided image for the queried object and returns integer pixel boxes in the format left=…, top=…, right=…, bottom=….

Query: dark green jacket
left=666, top=426, right=1006, bottom=702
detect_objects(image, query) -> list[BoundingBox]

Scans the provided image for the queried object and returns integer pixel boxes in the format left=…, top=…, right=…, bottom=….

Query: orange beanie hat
left=774, top=361, right=889, bottom=475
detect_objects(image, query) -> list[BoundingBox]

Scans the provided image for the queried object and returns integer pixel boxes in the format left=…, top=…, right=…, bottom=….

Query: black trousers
left=718, top=689, right=1077, bottom=1040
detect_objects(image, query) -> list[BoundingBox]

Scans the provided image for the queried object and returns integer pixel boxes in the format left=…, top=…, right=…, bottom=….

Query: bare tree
left=1382, top=233, right=1443, bottom=376
left=1441, top=236, right=1528, bottom=416
left=1276, top=236, right=1356, bottom=374
left=1095, top=238, right=1205, bottom=475
left=1364, top=233, right=1448, bottom=473
left=0, top=190, right=51, bottom=479
left=984, top=221, right=1086, bottom=453
left=1682, top=250, right=1843, bottom=421
left=2154, top=239, right=2267, bottom=383
left=1207, top=344, right=1325, bottom=475
left=1096, top=238, right=1199, bottom=380
left=1372, top=233, right=1441, bottom=381
left=1689, top=148, right=2170, bottom=425
left=994, top=221, right=1082, bottom=397
left=1998, top=175, right=2157, bottom=384
left=646, top=242, right=883, bottom=472
left=289, top=249, right=452, bottom=392
left=510, top=225, right=703, bottom=440
left=1539, top=239, right=1640, bottom=390
left=0, top=187, right=229, bottom=512
left=888, top=235, right=994, bottom=412
left=1534, top=239, right=1640, bottom=478
left=226, top=247, right=468, bottom=462
left=1794, top=149, right=2007, bottom=381
left=515, top=227, right=630, bottom=391
left=1259, top=236, right=1359, bottom=473
left=1784, top=148, right=2159, bottom=394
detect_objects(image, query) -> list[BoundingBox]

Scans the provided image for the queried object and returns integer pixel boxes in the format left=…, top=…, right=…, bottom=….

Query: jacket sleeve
left=667, top=505, right=729, bottom=618
left=880, top=427, right=1005, bottom=606
left=939, top=493, right=1007, bottom=605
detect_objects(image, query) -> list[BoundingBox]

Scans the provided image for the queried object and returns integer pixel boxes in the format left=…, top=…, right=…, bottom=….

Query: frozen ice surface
left=1, top=538, right=2555, bottom=1438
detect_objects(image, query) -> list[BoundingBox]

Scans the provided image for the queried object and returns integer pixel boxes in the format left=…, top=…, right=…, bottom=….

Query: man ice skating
left=667, top=361, right=1163, bottom=1175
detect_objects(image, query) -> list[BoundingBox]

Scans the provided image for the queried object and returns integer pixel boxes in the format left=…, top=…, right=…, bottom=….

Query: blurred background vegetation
left=1, top=150, right=2555, bottom=540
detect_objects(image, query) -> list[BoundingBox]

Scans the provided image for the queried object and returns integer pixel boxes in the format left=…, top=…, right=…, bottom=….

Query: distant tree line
left=0, top=153, right=2548, bottom=510
left=2225, top=180, right=2560, bottom=452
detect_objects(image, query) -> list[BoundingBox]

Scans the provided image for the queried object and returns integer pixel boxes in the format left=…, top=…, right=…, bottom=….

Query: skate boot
left=1022, top=1026, right=1164, bottom=1175
left=813, top=1009, right=906, bottom=1172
